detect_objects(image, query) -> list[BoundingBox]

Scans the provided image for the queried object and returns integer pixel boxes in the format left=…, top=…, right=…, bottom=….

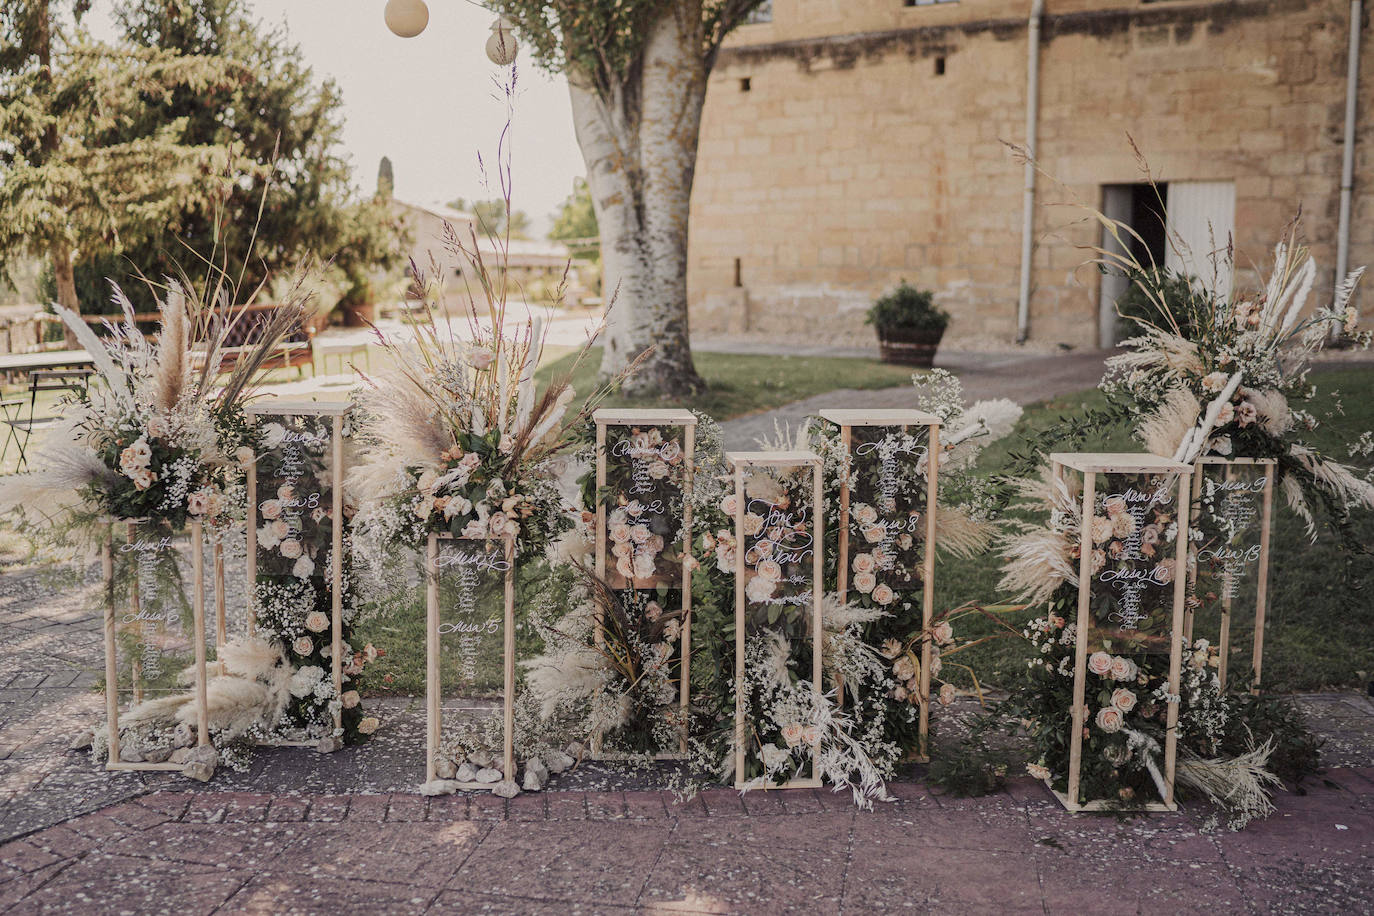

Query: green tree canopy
left=548, top=177, right=598, bottom=261
left=448, top=196, right=532, bottom=240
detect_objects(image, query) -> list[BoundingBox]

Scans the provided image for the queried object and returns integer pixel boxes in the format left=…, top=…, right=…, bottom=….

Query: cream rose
left=719, top=494, right=739, bottom=516
left=305, top=611, right=330, bottom=633
left=852, top=571, right=877, bottom=594
left=871, top=584, right=895, bottom=606
left=260, top=499, right=283, bottom=520
left=630, top=524, right=652, bottom=544
left=292, top=636, right=314, bottom=656
left=1153, top=560, right=1175, bottom=585
left=1090, top=515, right=1113, bottom=544
left=609, top=523, right=632, bottom=543
left=340, top=690, right=361, bottom=709
left=852, top=553, right=876, bottom=574
left=357, top=716, right=380, bottom=735
left=932, top=621, right=954, bottom=645
left=853, top=504, right=878, bottom=526
left=279, top=538, right=303, bottom=559
left=1088, top=651, right=1113, bottom=677
left=743, top=513, right=765, bottom=537
left=862, top=524, right=885, bottom=545
left=757, top=559, right=783, bottom=582
left=235, top=446, right=255, bottom=467
left=186, top=489, right=212, bottom=516
left=781, top=723, right=804, bottom=748
left=632, top=553, right=656, bottom=580
left=938, top=683, right=956, bottom=706
left=1110, top=656, right=1138, bottom=682
left=1111, top=688, right=1137, bottom=713
left=745, top=575, right=776, bottom=602
left=1095, top=706, right=1124, bottom=733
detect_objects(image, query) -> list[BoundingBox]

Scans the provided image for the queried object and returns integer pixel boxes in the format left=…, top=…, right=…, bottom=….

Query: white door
left=1165, top=181, right=1236, bottom=302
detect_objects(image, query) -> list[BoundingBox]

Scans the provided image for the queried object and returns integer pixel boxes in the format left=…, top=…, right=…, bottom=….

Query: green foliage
left=495, top=1, right=770, bottom=86
left=548, top=178, right=598, bottom=261
left=448, top=197, right=531, bottom=240
left=65, top=0, right=401, bottom=313
left=1113, top=267, right=1205, bottom=341
left=865, top=282, right=950, bottom=333
left=927, top=712, right=1015, bottom=797
left=0, top=1, right=244, bottom=293
left=1217, top=689, right=1322, bottom=786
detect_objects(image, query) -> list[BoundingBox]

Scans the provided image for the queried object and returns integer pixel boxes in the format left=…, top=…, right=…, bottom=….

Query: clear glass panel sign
left=845, top=425, right=930, bottom=596
left=732, top=454, right=822, bottom=789
left=602, top=423, right=690, bottom=589
left=113, top=519, right=196, bottom=716
left=431, top=535, right=513, bottom=777
left=1086, top=472, right=1183, bottom=656
left=1191, top=461, right=1271, bottom=683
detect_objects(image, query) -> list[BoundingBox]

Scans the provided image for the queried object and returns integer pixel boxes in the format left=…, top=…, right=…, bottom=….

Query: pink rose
left=871, top=584, right=895, bottom=606
left=852, top=571, right=877, bottom=594
left=852, top=553, right=876, bottom=574
left=1111, top=688, right=1137, bottom=713
left=1110, top=656, right=1138, bottom=682
left=1088, top=651, right=1113, bottom=677
left=1095, top=707, right=1124, bottom=733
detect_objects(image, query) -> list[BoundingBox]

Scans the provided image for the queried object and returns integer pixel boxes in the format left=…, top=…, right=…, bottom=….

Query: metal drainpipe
left=1336, top=0, right=1363, bottom=332
left=1016, top=0, right=1044, bottom=344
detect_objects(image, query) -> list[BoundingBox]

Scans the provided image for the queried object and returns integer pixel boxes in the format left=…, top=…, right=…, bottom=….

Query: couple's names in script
left=747, top=497, right=814, bottom=607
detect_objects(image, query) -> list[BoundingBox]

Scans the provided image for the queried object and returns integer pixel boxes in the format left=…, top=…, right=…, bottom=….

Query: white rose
left=292, top=636, right=315, bottom=656
left=260, top=423, right=287, bottom=449
left=630, top=524, right=652, bottom=544
left=756, top=559, right=783, bottom=582
left=648, top=460, right=669, bottom=480
left=862, top=525, right=885, bottom=544
left=235, top=446, right=255, bottom=467
left=186, top=489, right=212, bottom=516
left=279, top=539, right=303, bottom=559
left=745, top=575, right=776, bottom=602
left=632, top=553, right=656, bottom=580
left=292, top=555, right=316, bottom=579
left=257, top=525, right=281, bottom=550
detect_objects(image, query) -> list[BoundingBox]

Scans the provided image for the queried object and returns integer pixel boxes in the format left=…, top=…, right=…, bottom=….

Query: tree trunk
left=50, top=240, right=80, bottom=348
left=569, top=9, right=707, bottom=398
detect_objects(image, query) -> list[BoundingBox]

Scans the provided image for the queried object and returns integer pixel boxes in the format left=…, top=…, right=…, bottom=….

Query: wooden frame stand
left=244, top=400, right=352, bottom=744
left=1049, top=453, right=1192, bottom=813
left=425, top=532, right=517, bottom=784
left=727, top=451, right=824, bottom=791
left=1188, top=457, right=1275, bottom=692
left=102, top=518, right=210, bottom=771
left=817, top=409, right=941, bottom=761
left=593, top=408, right=697, bottom=756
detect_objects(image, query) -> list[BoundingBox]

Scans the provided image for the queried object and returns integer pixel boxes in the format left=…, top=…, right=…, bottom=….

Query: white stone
left=316, top=736, right=344, bottom=754
left=474, top=767, right=502, bottom=784
left=456, top=763, right=478, bottom=782
left=492, top=779, right=520, bottom=799
left=419, top=779, right=460, bottom=796
left=69, top=729, right=93, bottom=751
left=544, top=750, right=575, bottom=774
left=172, top=723, right=194, bottom=749
left=143, top=745, right=173, bottom=764
left=181, top=744, right=218, bottom=783
left=435, top=757, right=457, bottom=779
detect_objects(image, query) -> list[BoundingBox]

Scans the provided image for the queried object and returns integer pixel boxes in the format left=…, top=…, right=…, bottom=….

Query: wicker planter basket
left=876, top=326, right=945, bottom=367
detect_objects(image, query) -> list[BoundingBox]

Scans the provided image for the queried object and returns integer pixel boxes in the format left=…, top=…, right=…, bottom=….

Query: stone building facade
left=687, top=0, right=1369, bottom=349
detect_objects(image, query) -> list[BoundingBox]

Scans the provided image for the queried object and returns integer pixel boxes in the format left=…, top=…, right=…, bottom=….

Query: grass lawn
left=535, top=346, right=916, bottom=421
left=936, top=366, right=1374, bottom=694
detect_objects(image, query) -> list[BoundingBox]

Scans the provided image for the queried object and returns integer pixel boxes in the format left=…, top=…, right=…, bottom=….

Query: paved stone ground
left=3, top=560, right=1374, bottom=913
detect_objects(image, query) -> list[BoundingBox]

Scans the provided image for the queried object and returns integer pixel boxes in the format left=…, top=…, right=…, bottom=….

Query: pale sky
left=85, top=1, right=585, bottom=235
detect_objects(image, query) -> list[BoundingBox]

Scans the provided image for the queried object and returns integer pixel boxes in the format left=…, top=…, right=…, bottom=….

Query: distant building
left=688, top=0, right=1369, bottom=348
left=390, top=200, right=580, bottom=309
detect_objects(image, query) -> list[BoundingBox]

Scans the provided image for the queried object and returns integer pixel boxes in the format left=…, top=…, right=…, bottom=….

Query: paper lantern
left=486, top=16, right=518, bottom=65
left=385, top=0, right=429, bottom=38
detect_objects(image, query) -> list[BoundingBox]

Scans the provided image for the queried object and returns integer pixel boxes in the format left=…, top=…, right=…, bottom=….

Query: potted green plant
left=866, top=282, right=950, bottom=367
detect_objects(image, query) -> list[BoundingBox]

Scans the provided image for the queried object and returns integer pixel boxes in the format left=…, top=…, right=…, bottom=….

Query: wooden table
left=0, top=349, right=94, bottom=374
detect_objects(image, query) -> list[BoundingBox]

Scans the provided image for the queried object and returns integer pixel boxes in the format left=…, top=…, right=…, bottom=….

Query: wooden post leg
left=918, top=423, right=940, bottom=762
left=426, top=533, right=439, bottom=784
left=503, top=536, right=516, bottom=781
left=680, top=423, right=695, bottom=755
left=1252, top=466, right=1275, bottom=694
left=102, top=524, right=120, bottom=767
left=733, top=464, right=746, bottom=790
left=191, top=521, right=210, bottom=747
left=330, top=415, right=344, bottom=733
left=1066, top=470, right=1096, bottom=810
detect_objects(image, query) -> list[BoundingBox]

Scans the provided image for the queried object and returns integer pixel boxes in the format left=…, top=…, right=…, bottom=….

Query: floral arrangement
left=598, top=423, right=690, bottom=588
left=0, top=282, right=302, bottom=541
left=1097, top=216, right=1373, bottom=535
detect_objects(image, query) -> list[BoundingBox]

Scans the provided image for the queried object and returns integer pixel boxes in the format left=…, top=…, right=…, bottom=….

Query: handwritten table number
left=1189, top=458, right=1276, bottom=690
left=1048, top=453, right=1192, bottom=813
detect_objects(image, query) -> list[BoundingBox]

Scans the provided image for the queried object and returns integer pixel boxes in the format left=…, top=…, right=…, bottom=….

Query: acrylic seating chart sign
left=245, top=401, right=351, bottom=745
left=818, top=409, right=940, bottom=758
left=728, top=451, right=824, bottom=791
left=102, top=517, right=209, bottom=770
left=593, top=408, right=696, bottom=754
left=425, top=533, right=516, bottom=784
left=1049, top=453, right=1192, bottom=812
left=1188, top=458, right=1275, bottom=691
